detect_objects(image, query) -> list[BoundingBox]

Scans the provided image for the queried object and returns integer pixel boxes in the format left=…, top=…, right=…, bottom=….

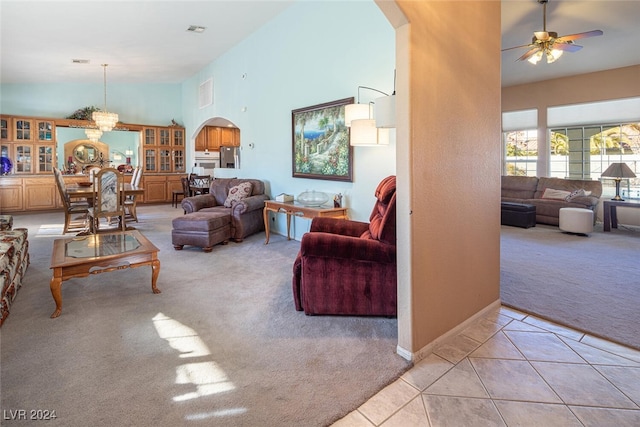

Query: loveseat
left=181, top=178, right=269, bottom=242
left=501, top=176, right=602, bottom=226
left=1, top=217, right=30, bottom=326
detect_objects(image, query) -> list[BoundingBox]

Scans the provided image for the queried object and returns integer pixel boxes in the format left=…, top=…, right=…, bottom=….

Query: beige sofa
left=501, top=176, right=602, bottom=225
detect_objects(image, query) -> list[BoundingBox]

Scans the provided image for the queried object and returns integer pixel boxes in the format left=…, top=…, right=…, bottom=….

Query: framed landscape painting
left=292, top=97, right=353, bottom=182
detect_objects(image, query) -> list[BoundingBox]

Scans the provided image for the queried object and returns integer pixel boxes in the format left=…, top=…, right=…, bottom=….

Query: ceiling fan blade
left=552, top=42, right=583, bottom=53
left=556, top=30, right=603, bottom=42
left=517, top=47, right=540, bottom=62
left=502, top=43, right=534, bottom=52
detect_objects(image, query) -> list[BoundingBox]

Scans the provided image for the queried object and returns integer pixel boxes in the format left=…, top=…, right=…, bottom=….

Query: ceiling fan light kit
left=503, top=0, right=603, bottom=65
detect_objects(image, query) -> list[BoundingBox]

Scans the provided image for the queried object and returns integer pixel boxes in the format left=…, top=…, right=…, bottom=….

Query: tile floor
left=333, top=306, right=640, bottom=426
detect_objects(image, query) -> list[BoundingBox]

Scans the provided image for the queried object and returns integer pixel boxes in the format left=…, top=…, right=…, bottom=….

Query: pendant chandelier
left=84, top=127, right=103, bottom=142
left=92, top=64, right=119, bottom=132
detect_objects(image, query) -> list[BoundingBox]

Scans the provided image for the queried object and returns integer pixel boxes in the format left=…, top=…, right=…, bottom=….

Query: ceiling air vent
left=199, top=78, right=213, bottom=109
left=187, top=25, right=206, bottom=33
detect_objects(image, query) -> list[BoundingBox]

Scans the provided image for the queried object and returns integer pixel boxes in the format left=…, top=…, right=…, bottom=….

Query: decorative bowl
left=77, top=182, right=93, bottom=187
left=297, top=190, right=330, bottom=207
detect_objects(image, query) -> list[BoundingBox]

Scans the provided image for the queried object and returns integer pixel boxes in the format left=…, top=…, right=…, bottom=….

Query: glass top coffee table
left=49, top=230, right=160, bottom=318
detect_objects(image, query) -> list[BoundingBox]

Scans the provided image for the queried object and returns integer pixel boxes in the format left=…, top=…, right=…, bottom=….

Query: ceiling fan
left=503, top=0, right=603, bottom=64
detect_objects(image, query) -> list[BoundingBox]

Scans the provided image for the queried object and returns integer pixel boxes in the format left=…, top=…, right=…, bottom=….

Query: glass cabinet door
left=144, top=148, right=157, bottom=172
left=144, top=128, right=156, bottom=145
left=38, top=145, right=54, bottom=172
left=14, top=119, right=33, bottom=141
left=36, top=120, right=55, bottom=142
left=159, top=149, right=171, bottom=172
left=172, top=149, right=185, bottom=173
left=159, top=129, right=171, bottom=146
left=15, top=144, right=33, bottom=173
left=172, top=129, right=184, bottom=147
left=1, top=118, right=9, bottom=141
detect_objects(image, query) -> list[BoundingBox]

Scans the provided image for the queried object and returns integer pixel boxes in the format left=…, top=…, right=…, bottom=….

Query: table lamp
left=601, top=163, right=636, bottom=201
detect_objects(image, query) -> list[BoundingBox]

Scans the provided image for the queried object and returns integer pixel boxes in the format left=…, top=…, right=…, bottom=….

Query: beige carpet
left=1, top=205, right=410, bottom=426
left=500, top=222, right=640, bottom=350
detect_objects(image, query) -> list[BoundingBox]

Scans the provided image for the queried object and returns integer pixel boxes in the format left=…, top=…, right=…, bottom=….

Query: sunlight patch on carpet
left=152, top=312, right=236, bottom=402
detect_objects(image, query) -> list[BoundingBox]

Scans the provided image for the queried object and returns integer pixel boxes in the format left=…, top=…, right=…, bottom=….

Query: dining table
left=66, top=183, right=145, bottom=229
left=66, top=183, right=145, bottom=199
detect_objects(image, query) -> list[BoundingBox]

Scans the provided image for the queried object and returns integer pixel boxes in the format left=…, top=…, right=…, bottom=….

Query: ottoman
left=172, top=211, right=231, bottom=252
left=559, top=208, right=594, bottom=235
left=501, top=202, right=536, bottom=228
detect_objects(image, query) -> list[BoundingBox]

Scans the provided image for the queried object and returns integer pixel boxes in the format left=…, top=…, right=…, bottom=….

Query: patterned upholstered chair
left=292, top=175, right=397, bottom=316
left=124, top=167, right=143, bottom=222
left=88, top=168, right=126, bottom=233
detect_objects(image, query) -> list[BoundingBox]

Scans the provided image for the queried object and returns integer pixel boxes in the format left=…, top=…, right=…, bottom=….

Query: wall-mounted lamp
left=350, top=118, right=390, bottom=146
left=346, top=79, right=396, bottom=146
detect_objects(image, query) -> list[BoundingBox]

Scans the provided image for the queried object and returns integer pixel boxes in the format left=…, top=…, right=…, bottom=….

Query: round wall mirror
left=74, top=143, right=98, bottom=164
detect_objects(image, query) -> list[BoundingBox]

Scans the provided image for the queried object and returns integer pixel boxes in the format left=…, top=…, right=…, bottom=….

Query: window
left=503, top=129, right=538, bottom=176
left=550, top=123, right=640, bottom=199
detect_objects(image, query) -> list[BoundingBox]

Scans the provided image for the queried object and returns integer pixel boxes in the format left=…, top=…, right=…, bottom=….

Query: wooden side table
left=602, top=199, right=640, bottom=231
left=263, top=200, right=348, bottom=244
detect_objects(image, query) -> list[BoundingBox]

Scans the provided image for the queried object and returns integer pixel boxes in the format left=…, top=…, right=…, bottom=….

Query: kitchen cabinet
left=220, top=127, right=240, bottom=147
left=195, top=126, right=240, bottom=151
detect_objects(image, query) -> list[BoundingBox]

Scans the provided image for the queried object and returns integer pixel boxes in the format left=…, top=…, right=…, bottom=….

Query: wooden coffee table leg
left=151, top=259, right=161, bottom=294
left=50, top=269, right=63, bottom=318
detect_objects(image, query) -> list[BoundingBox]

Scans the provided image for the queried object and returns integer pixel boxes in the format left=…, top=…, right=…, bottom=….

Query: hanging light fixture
left=84, top=128, right=103, bottom=142
left=345, top=86, right=389, bottom=128
left=92, top=64, right=119, bottom=132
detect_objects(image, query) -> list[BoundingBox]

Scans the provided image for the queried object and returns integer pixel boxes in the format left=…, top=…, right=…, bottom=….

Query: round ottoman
left=559, top=208, right=594, bottom=235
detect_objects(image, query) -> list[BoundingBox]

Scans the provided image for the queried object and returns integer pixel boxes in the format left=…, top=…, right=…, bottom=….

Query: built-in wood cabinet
left=0, top=174, right=186, bottom=214
left=195, top=126, right=240, bottom=151
left=1, top=115, right=56, bottom=175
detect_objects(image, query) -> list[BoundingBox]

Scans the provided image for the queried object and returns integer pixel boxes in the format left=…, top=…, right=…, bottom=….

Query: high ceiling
left=1, top=1, right=639, bottom=87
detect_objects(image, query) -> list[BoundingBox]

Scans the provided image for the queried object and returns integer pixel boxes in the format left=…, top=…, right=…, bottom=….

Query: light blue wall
left=181, top=0, right=396, bottom=238
left=1, top=83, right=182, bottom=126
left=1, top=0, right=396, bottom=239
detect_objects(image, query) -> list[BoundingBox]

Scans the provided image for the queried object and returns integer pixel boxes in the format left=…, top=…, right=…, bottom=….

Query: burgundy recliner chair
left=292, top=175, right=397, bottom=316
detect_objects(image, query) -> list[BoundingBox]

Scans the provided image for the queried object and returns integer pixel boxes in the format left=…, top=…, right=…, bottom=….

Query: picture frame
left=292, top=97, right=353, bottom=182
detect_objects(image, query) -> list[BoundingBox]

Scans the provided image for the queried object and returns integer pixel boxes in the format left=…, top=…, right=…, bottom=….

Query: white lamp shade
left=345, top=103, right=371, bottom=127
left=374, top=94, right=396, bottom=128
left=350, top=119, right=389, bottom=146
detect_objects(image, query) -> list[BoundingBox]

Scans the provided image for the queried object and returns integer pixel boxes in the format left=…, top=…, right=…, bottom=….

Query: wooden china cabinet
left=0, top=114, right=187, bottom=213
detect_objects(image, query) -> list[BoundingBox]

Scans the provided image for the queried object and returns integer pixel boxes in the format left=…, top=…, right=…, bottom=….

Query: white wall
left=181, top=0, right=396, bottom=238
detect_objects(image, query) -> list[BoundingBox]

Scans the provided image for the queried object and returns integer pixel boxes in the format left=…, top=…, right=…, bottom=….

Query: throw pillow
left=541, top=188, right=572, bottom=200
left=566, top=188, right=593, bottom=201
left=223, top=182, right=253, bottom=207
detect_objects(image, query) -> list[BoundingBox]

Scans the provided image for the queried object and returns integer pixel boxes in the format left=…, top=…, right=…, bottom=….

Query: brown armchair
left=292, top=175, right=397, bottom=316
left=181, top=178, right=269, bottom=241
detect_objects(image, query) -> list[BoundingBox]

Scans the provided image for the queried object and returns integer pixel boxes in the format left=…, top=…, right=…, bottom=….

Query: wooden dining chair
left=88, top=167, right=126, bottom=233
left=53, top=167, right=90, bottom=234
left=124, top=167, right=143, bottom=222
